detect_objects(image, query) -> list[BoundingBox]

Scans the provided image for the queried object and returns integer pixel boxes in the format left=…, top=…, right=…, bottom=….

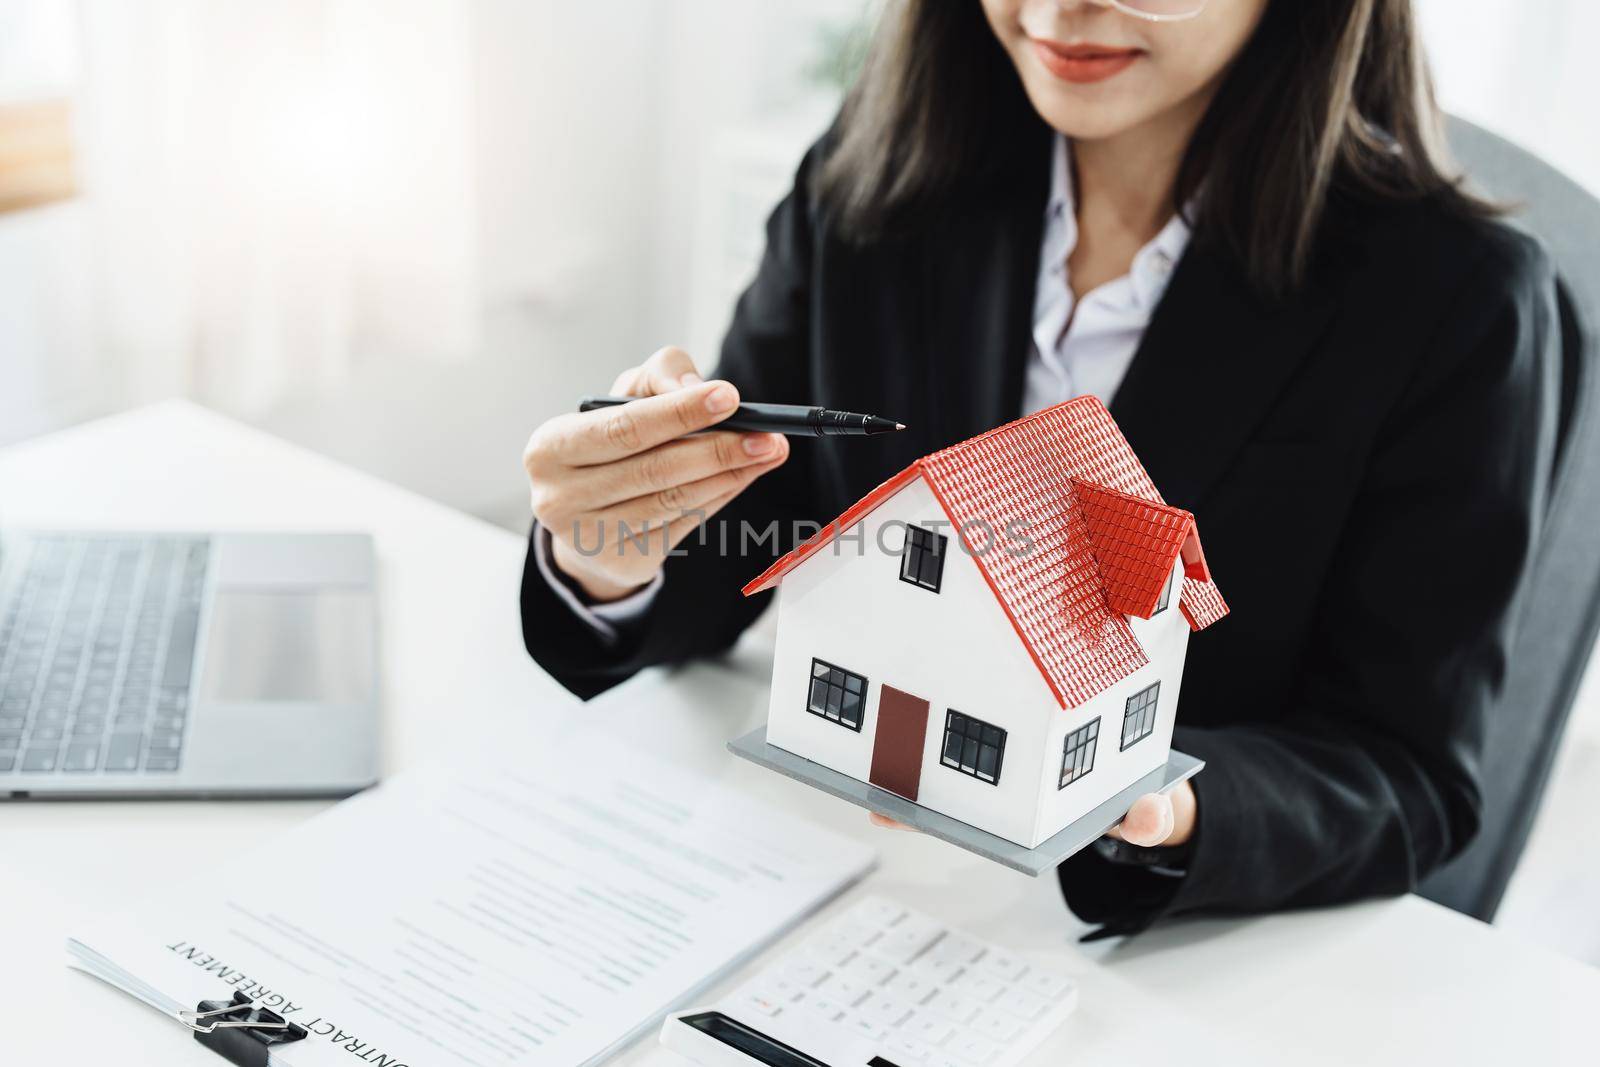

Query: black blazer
left=521, top=128, right=1560, bottom=934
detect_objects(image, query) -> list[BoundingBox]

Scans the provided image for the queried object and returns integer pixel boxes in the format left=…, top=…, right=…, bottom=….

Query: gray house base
left=727, top=726, right=1204, bottom=877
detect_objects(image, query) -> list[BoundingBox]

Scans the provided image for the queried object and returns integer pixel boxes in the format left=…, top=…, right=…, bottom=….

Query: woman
left=520, top=0, right=1556, bottom=935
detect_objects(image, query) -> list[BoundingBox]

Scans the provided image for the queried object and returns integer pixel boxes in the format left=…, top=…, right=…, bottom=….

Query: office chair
left=1415, top=118, right=1600, bottom=921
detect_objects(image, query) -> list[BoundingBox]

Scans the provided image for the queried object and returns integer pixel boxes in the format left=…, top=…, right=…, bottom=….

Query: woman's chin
left=1026, top=98, right=1154, bottom=144
left=1012, top=76, right=1157, bottom=140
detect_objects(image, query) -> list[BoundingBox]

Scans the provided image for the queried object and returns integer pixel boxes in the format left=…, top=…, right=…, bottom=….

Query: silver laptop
left=0, top=530, right=379, bottom=798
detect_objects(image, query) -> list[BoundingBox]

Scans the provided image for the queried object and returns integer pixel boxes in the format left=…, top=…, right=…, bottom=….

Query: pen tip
left=895, top=423, right=906, bottom=431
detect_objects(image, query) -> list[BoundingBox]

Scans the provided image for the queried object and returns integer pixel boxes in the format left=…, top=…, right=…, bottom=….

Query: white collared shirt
left=1022, top=133, right=1191, bottom=415
left=544, top=133, right=1191, bottom=636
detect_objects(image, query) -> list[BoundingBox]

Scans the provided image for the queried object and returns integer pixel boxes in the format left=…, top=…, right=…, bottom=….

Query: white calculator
left=660, top=896, right=1078, bottom=1067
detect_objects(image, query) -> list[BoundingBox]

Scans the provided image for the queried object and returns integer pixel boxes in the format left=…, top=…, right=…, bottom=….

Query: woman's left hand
left=1103, top=780, right=1196, bottom=847
left=868, top=780, right=1197, bottom=848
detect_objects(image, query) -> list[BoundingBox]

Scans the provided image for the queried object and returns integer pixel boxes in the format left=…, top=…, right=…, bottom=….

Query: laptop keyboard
left=0, top=536, right=208, bottom=776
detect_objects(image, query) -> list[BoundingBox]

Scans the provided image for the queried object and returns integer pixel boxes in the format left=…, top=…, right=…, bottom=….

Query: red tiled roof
left=1071, top=479, right=1194, bottom=620
left=742, top=396, right=1229, bottom=709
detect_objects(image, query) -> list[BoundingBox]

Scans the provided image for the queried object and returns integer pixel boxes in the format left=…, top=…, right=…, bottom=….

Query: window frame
left=898, top=523, right=948, bottom=594
left=1058, top=717, right=1101, bottom=789
left=1154, top=566, right=1175, bottom=614
left=804, top=658, right=868, bottom=732
left=1120, top=681, right=1161, bottom=751
left=939, top=709, right=1007, bottom=786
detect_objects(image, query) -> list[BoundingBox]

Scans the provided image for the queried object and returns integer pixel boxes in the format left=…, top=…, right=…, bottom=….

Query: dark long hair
left=816, top=0, right=1496, bottom=297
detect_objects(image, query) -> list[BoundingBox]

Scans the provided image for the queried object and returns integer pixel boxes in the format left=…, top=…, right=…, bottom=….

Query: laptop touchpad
left=198, top=590, right=375, bottom=704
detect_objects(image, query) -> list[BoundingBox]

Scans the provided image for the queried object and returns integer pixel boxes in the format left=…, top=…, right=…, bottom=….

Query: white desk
left=1, top=402, right=1592, bottom=1066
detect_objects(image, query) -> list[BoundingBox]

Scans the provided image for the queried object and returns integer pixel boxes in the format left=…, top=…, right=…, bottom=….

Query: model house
left=741, top=396, right=1228, bottom=851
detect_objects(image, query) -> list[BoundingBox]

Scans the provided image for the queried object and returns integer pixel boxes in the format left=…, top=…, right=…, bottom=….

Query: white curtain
left=73, top=0, right=478, bottom=414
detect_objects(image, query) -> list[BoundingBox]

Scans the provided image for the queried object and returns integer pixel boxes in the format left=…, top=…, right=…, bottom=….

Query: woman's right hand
left=522, top=346, right=791, bottom=603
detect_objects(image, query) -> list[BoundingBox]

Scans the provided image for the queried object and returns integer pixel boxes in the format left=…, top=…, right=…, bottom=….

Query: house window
left=1059, top=718, right=1100, bottom=789
left=1154, top=568, right=1174, bottom=614
left=807, top=659, right=867, bottom=731
left=1121, top=681, right=1160, bottom=751
left=940, top=710, right=1006, bottom=785
left=899, top=524, right=947, bottom=593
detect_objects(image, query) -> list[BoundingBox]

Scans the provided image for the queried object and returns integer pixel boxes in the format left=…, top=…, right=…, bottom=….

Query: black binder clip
left=178, top=991, right=308, bottom=1067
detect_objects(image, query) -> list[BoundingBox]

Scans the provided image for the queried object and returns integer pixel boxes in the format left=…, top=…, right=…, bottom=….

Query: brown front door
left=870, top=684, right=931, bottom=802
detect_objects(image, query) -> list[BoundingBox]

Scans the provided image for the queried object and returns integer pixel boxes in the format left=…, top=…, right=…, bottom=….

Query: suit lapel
left=1110, top=238, right=1342, bottom=510
left=921, top=129, right=1053, bottom=449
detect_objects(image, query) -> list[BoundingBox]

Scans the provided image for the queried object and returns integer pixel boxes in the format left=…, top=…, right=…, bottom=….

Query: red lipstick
left=1031, top=39, right=1144, bottom=84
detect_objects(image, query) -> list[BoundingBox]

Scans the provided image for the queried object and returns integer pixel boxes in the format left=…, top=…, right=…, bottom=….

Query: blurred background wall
left=1, top=0, right=1597, bottom=963
left=0, top=0, right=863, bottom=522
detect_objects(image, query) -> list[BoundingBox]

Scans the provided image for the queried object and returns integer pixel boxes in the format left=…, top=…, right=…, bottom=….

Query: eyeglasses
left=1106, top=0, right=1209, bottom=22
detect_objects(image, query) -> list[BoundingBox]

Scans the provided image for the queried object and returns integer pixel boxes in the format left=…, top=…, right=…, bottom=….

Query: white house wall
left=1032, top=559, right=1191, bottom=845
left=765, top=475, right=1061, bottom=847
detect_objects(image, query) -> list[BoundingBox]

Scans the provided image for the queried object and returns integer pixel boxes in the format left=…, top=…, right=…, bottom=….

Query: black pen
left=577, top=395, right=906, bottom=437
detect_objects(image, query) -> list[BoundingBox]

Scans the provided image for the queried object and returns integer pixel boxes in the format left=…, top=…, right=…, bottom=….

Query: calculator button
left=928, top=933, right=985, bottom=966
left=741, top=993, right=783, bottom=1017
left=880, top=920, right=944, bottom=963
left=978, top=950, right=1027, bottom=982
left=860, top=993, right=914, bottom=1027
left=887, top=969, right=938, bottom=1004
left=808, top=933, right=863, bottom=966
left=843, top=1014, right=889, bottom=1042
left=782, top=960, right=830, bottom=988
left=820, top=973, right=869, bottom=1005
left=997, top=988, right=1049, bottom=1022
left=743, top=980, right=798, bottom=1006
left=954, top=972, right=1005, bottom=1003
left=905, top=1012, right=955, bottom=1046
left=926, top=991, right=982, bottom=1025
left=887, top=1036, right=933, bottom=1063
left=907, top=957, right=965, bottom=985
left=773, top=978, right=805, bottom=999
left=843, top=953, right=896, bottom=986
left=804, top=994, right=846, bottom=1021
left=973, top=1013, right=1023, bottom=1045
left=1023, top=969, right=1073, bottom=1000
left=950, top=1033, right=1000, bottom=1065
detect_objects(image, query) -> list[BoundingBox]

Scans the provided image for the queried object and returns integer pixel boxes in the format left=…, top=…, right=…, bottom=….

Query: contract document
left=67, top=737, right=876, bottom=1067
